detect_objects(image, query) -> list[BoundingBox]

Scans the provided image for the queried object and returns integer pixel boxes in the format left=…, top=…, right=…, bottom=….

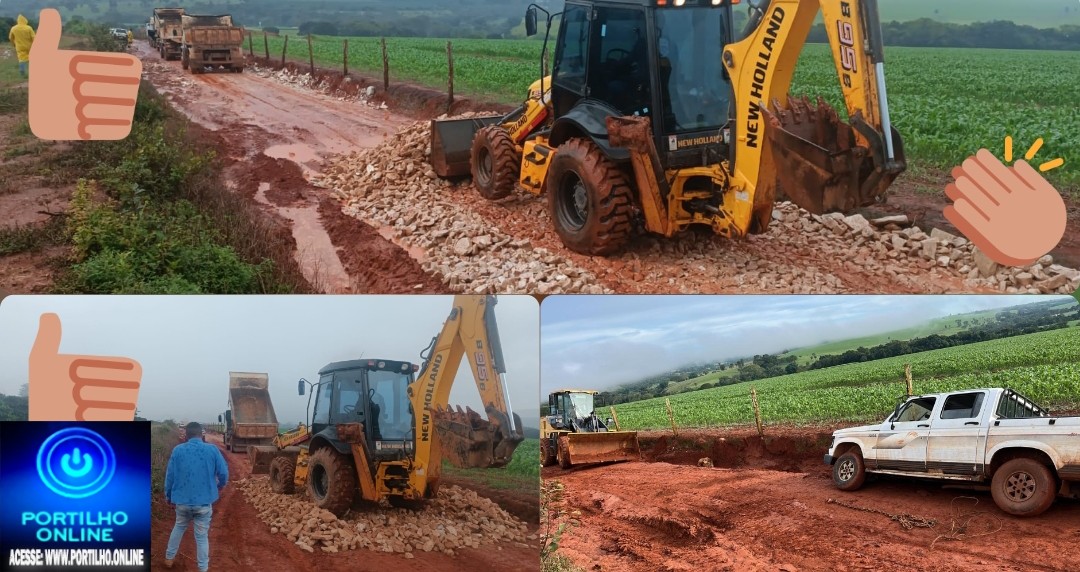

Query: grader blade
left=432, top=405, right=524, bottom=469
left=563, top=431, right=641, bottom=465
left=761, top=95, right=906, bottom=215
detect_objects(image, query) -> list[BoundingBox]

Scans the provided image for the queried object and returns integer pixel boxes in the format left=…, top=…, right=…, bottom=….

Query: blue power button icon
left=36, top=428, right=116, bottom=499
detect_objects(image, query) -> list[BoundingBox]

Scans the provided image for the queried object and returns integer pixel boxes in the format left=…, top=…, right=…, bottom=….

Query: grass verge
left=440, top=438, right=540, bottom=490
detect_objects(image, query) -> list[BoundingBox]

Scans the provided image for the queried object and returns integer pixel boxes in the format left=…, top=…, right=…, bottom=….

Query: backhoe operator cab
left=539, top=0, right=734, bottom=170
left=300, top=359, right=420, bottom=462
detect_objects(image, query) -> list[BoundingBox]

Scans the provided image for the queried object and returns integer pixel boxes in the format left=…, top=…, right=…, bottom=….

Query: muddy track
left=152, top=433, right=538, bottom=572
left=136, top=43, right=440, bottom=294
left=544, top=427, right=1080, bottom=572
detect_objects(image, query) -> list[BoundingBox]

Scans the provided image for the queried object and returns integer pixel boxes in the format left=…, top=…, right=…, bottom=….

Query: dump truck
left=431, top=0, right=906, bottom=256
left=541, top=390, right=640, bottom=468
left=151, top=8, right=184, bottom=60
left=249, top=295, right=525, bottom=516
left=181, top=14, right=245, bottom=74
left=220, top=371, right=279, bottom=453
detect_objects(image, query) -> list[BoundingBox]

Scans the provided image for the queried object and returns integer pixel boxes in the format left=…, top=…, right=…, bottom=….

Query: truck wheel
left=181, top=55, right=188, bottom=70
left=470, top=125, right=518, bottom=200
left=307, top=447, right=356, bottom=517
left=832, top=451, right=866, bottom=491
left=547, top=138, right=634, bottom=256
left=540, top=437, right=557, bottom=467
left=557, top=436, right=572, bottom=469
left=269, top=457, right=296, bottom=494
left=991, top=458, right=1057, bottom=516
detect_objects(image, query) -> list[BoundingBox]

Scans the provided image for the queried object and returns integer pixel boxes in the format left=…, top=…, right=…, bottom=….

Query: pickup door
left=870, top=390, right=991, bottom=477
left=925, top=390, right=989, bottom=476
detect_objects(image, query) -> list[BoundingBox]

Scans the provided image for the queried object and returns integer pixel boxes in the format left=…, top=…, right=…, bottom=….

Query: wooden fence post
left=343, top=39, right=348, bottom=76
left=307, top=34, right=315, bottom=76
left=263, top=31, right=269, bottom=59
left=665, top=398, right=678, bottom=437
left=247, top=31, right=254, bottom=56
left=751, top=387, right=764, bottom=437
left=609, top=406, right=621, bottom=431
left=446, top=41, right=454, bottom=112
left=281, top=35, right=288, bottom=67
left=905, top=364, right=913, bottom=396
left=381, top=37, right=389, bottom=90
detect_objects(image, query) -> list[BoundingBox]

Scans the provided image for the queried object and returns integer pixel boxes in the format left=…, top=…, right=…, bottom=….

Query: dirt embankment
left=152, top=433, right=539, bottom=572
left=544, top=426, right=1080, bottom=572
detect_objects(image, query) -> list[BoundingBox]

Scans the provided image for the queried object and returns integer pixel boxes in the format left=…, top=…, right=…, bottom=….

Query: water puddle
left=254, top=182, right=351, bottom=292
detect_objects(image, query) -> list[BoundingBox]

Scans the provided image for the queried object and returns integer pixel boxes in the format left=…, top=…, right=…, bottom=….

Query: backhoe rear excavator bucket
left=249, top=445, right=278, bottom=475
left=761, top=96, right=906, bottom=215
left=429, top=115, right=503, bottom=177
left=563, top=431, right=641, bottom=465
left=432, top=405, right=525, bottom=468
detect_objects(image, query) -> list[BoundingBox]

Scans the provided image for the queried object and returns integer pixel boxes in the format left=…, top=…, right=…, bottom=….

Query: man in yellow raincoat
left=8, top=15, right=35, bottom=78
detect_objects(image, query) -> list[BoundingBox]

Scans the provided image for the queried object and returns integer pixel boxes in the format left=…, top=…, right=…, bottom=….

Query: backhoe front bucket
left=430, top=115, right=503, bottom=177
left=249, top=445, right=278, bottom=475
left=432, top=405, right=525, bottom=468
left=761, top=96, right=906, bottom=215
left=563, top=431, right=641, bottom=465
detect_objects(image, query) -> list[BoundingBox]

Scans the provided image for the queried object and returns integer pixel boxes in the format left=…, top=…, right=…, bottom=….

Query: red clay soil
left=545, top=426, right=1080, bottom=572
left=152, top=434, right=539, bottom=572
left=234, top=154, right=312, bottom=207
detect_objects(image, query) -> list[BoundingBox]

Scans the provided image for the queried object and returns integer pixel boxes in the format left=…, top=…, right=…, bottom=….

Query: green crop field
left=256, top=33, right=1079, bottom=191
left=610, top=327, right=1080, bottom=430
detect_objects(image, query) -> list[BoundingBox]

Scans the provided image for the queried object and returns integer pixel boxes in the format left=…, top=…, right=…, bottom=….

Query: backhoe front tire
left=547, top=138, right=634, bottom=256
left=557, top=436, right=573, bottom=470
left=307, top=447, right=356, bottom=517
left=470, top=125, right=519, bottom=200
left=991, top=458, right=1057, bottom=517
left=269, top=457, right=296, bottom=494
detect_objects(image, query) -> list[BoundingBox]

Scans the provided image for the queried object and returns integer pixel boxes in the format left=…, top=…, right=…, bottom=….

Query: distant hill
left=879, top=0, right=1080, bottom=28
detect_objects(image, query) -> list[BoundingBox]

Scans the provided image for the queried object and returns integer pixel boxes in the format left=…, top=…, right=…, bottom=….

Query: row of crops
left=250, top=32, right=1078, bottom=190
left=610, top=327, right=1080, bottom=430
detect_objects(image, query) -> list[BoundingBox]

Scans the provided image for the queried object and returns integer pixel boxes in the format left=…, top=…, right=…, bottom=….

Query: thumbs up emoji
left=29, top=313, right=143, bottom=421
left=29, top=9, right=142, bottom=140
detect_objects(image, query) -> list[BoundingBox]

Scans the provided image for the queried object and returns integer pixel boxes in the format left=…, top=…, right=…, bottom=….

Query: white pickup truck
left=826, top=388, right=1080, bottom=516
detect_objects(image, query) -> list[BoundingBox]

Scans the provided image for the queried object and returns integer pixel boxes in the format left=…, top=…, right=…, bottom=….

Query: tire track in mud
left=545, top=427, right=1080, bottom=572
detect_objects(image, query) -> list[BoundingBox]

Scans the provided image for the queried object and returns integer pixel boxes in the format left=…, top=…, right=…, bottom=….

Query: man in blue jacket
left=164, top=422, right=228, bottom=571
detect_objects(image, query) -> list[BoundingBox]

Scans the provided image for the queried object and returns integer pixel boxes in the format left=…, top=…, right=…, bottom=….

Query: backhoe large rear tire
left=557, top=436, right=573, bottom=470
left=547, top=138, right=633, bottom=256
left=307, top=447, right=356, bottom=517
left=269, top=457, right=296, bottom=494
left=470, top=125, right=519, bottom=200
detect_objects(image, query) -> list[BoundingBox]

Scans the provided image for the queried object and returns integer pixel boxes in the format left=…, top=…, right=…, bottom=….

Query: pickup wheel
left=991, top=458, right=1057, bottom=517
left=832, top=451, right=866, bottom=491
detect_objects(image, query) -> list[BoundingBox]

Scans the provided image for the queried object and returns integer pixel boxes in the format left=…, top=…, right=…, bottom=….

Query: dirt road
left=152, top=433, right=538, bottom=572
left=544, top=428, right=1080, bottom=572
left=135, top=43, right=442, bottom=294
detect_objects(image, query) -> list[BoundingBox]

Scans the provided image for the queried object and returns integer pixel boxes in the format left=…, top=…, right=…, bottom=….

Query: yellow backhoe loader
left=249, top=295, right=525, bottom=515
left=541, top=390, right=641, bottom=468
left=430, top=0, right=906, bottom=255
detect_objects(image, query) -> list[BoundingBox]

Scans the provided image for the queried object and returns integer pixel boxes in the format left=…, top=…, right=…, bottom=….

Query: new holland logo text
left=746, top=6, right=785, bottom=149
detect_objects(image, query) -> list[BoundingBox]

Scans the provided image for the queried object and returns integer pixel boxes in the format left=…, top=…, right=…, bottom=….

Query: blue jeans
left=18, top=61, right=27, bottom=77
left=165, top=504, right=212, bottom=571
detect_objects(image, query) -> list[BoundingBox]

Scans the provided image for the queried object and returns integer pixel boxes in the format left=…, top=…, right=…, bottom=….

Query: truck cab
left=827, top=388, right=1080, bottom=516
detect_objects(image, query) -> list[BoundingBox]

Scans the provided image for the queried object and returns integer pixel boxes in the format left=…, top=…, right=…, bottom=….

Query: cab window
left=940, top=392, right=985, bottom=420
left=895, top=397, right=936, bottom=422
left=312, top=373, right=333, bottom=425
left=554, top=4, right=589, bottom=95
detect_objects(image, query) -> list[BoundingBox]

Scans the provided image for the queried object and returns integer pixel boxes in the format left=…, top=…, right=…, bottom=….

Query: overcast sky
left=540, top=295, right=1072, bottom=395
left=0, top=296, right=539, bottom=426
